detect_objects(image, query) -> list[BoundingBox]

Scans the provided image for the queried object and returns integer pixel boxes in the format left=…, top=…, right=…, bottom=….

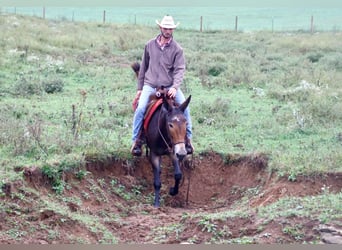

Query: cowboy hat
left=155, top=15, right=180, bottom=29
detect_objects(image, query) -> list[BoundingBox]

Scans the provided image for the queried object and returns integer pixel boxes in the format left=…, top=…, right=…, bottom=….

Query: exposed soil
left=1, top=151, right=341, bottom=244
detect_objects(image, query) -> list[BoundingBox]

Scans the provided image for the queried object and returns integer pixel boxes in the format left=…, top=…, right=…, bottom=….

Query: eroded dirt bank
left=1, top=151, right=341, bottom=243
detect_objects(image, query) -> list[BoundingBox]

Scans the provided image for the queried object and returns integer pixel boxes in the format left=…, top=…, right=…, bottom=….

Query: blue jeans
left=132, top=85, right=192, bottom=142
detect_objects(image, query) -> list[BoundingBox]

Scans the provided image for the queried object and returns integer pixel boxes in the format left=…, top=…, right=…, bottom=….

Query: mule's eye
left=168, top=123, right=174, bottom=128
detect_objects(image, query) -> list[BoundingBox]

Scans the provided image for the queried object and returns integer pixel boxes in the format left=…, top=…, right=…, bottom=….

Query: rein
left=157, top=106, right=172, bottom=153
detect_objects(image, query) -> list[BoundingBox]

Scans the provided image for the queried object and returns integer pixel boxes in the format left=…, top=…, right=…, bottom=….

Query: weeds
left=41, top=160, right=77, bottom=194
left=152, top=223, right=184, bottom=243
left=109, top=178, right=143, bottom=201
left=27, top=117, right=48, bottom=156
left=75, top=169, right=89, bottom=180
left=6, top=228, right=27, bottom=240
left=71, top=90, right=87, bottom=140
left=81, top=191, right=90, bottom=200
left=198, top=217, right=217, bottom=233
left=282, top=225, right=304, bottom=241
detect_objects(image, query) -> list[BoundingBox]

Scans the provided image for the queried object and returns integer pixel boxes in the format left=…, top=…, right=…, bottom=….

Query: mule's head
left=164, top=95, right=191, bottom=161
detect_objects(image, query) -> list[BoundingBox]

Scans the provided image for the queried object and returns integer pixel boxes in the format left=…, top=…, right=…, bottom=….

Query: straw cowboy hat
left=155, top=15, right=180, bottom=29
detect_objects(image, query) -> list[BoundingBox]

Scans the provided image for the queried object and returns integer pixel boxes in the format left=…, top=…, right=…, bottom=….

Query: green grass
left=258, top=192, right=342, bottom=224
left=1, top=13, right=342, bottom=184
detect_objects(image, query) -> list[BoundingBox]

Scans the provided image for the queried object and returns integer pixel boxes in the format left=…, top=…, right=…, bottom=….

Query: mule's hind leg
left=169, top=159, right=182, bottom=196
left=150, top=153, right=162, bottom=207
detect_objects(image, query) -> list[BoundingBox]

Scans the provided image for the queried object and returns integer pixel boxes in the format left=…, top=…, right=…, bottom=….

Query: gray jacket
left=137, top=35, right=185, bottom=91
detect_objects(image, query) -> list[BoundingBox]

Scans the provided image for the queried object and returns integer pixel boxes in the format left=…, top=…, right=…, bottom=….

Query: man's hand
left=132, top=90, right=142, bottom=111
left=167, top=87, right=177, bottom=99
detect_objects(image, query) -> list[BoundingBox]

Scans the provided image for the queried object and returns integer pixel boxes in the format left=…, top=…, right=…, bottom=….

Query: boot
left=185, top=138, right=194, bottom=155
left=131, top=139, right=143, bottom=156
left=131, top=130, right=145, bottom=156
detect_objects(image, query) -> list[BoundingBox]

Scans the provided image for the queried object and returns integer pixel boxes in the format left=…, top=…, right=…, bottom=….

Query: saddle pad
left=143, top=98, right=163, bottom=131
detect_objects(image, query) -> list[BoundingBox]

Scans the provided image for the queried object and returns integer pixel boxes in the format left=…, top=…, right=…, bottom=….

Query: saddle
left=143, top=87, right=170, bottom=131
left=143, top=98, right=163, bottom=131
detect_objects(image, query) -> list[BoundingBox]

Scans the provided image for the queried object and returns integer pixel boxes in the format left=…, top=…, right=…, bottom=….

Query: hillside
left=0, top=14, right=342, bottom=244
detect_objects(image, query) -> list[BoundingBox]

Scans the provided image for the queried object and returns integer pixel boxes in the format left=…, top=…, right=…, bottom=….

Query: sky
left=2, top=0, right=342, bottom=8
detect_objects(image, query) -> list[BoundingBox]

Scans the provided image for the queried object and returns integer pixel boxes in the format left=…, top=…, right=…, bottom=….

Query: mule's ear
left=179, top=95, right=191, bottom=112
left=162, top=95, right=173, bottom=112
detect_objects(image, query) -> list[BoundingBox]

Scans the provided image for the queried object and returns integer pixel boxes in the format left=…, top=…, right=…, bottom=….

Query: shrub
left=43, top=78, right=64, bottom=94
left=14, top=77, right=42, bottom=96
left=307, top=52, right=323, bottom=63
left=208, top=65, right=225, bottom=76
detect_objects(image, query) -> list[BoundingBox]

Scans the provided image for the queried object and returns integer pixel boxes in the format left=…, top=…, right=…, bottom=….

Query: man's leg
left=131, top=85, right=155, bottom=156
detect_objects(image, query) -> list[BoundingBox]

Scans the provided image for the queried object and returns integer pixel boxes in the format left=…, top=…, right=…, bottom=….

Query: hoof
left=154, top=198, right=160, bottom=208
left=169, top=187, right=178, bottom=196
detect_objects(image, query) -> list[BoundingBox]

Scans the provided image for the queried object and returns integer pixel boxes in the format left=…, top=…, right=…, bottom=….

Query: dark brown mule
left=146, top=91, right=191, bottom=207
left=131, top=63, right=191, bottom=207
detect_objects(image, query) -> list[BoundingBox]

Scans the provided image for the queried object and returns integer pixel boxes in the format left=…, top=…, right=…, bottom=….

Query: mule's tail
left=131, top=62, right=140, bottom=78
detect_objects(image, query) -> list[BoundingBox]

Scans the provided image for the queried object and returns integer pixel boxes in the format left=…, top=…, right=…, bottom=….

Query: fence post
left=103, top=10, right=106, bottom=24
left=310, top=15, right=314, bottom=33
left=43, top=7, right=45, bottom=19
left=200, top=16, right=203, bottom=32
left=272, top=17, right=274, bottom=32
left=235, top=16, right=238, bottom=32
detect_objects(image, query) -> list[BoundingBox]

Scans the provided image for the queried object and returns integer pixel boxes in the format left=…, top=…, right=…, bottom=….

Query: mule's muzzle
left=176, top=153, right=186, bottom=161
left=174, top=142, right=187, bottom=161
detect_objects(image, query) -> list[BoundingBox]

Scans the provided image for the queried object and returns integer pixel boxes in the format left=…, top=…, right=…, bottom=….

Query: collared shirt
left=156, top=34, right=172, bottom=50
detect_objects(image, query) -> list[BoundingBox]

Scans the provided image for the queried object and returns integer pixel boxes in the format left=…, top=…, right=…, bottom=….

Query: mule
left=144, top=91, right=191, bottom=207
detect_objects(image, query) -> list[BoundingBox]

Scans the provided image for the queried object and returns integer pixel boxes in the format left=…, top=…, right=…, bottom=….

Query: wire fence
left=1, top=7, right=342, bottom=32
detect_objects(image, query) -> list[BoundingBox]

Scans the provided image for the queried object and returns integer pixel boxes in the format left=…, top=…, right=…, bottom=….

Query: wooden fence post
left=103, top=10, right=106, bottom=24
left=311, top=15, right=314, bottom=33
left=235, top=16, right=238, bottom=32
left=200, top=16, right=203, bottom=32
left=43, top=7, right=45, bottom=19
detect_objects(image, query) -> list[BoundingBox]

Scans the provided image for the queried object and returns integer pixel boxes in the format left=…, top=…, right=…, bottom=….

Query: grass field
left=1, top=13, right=342, bottom=182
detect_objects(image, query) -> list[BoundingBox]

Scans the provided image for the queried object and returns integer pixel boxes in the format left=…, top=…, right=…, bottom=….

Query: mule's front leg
left=169, top=159, right=182, bottom=196
left=150, top=153, right=161, bottom=207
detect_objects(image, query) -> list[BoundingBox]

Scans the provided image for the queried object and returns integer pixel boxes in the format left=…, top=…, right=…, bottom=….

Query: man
left=131, top=15, right=194, bottom=156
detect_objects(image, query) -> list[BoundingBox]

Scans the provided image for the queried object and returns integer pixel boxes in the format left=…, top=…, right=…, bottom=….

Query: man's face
left=160, top=27, right=174, bottom=39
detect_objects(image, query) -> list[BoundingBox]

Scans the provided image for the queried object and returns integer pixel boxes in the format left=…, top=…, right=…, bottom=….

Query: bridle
left=157, top=100, right=185, bottom=154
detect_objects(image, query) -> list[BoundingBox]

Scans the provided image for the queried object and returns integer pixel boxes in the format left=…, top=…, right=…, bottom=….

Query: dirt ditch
left=1, top=151, right=341, bottom=243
